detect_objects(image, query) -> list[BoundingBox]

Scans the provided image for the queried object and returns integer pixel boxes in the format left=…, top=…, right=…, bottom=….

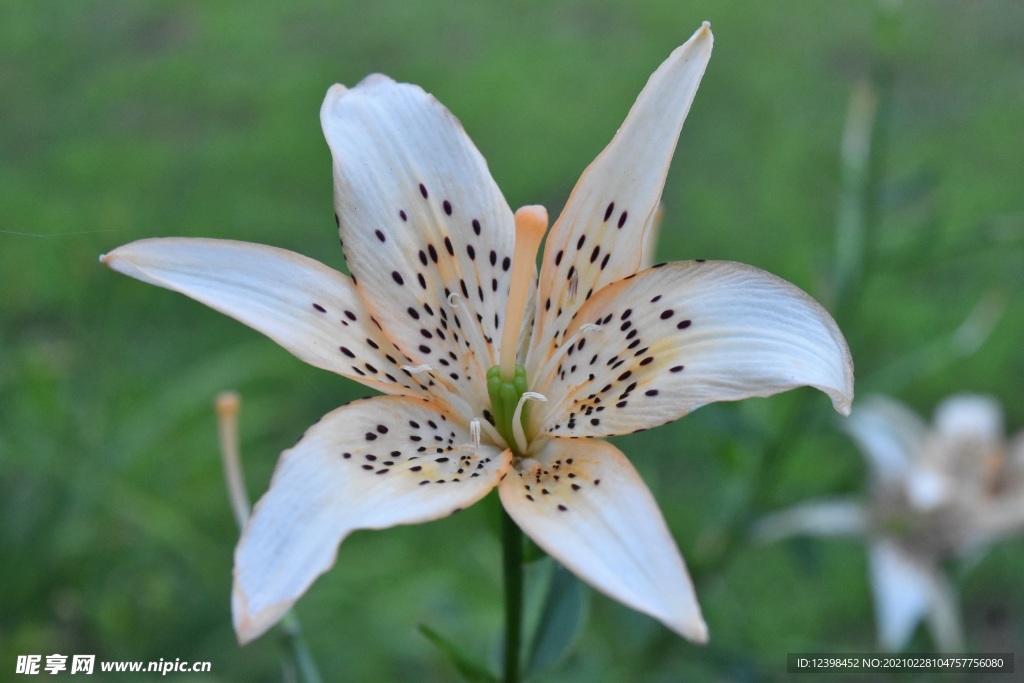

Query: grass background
left=3, top=0, right=1023, bottom=680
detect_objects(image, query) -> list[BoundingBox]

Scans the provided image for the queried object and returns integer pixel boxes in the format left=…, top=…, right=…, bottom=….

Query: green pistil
left=487, top=364, right=529, bottom=455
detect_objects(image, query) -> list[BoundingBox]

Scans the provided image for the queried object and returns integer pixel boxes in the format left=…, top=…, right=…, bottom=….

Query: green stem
left=280, top=611, right=323, bottom=683
left=501, top=506, right=523, bottom=683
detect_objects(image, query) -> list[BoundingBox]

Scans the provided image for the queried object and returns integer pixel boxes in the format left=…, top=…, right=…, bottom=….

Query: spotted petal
left=527, top=23, right=712, bottom=376
left=101, top=238, right=452, bottom=402
left=498, top=438, right=706, bottom=642
left=529, top=261, right=854, bottom=439
left=321, top=76, right=518, bottom=412
left=233, top=396, right=511, bottom=643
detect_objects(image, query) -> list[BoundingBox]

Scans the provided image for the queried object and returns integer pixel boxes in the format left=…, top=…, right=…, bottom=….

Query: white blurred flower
left=757, top=394, right=1024, bottom=652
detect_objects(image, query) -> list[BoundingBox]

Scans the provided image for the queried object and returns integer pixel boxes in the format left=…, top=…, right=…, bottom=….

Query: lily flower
left=757, top=394, right=1024, bottom=651
left=101, top=22, right=853, bottom=645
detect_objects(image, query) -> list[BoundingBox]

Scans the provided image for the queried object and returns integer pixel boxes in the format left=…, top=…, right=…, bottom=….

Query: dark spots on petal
left=312, top=303, right=326, bottom=313
left=695, top=258, right=706, bottom=263
left=399, top=209, right=408, bottom=221
left=362, top=464, right=374, bottom=470
left=407, top=306, right=420, bottom=320
left=392, top=271, right=405, bottom=285
left=428, top=244, right=439, bottom=263
left=621, top=308, right=632, bottom=320
left=501, top=256, right=511, bottom=271
left=558, top=504, right=568, bottom=511
left=334, top=213, right=341, bottom=227
left=603, top=202, right=615, bottom=222
left=342, top=452, right=352, bottom=459
left=639, top=357, right=654, bottom=367
left=444, top=236, right=455, bottom=256
left=418, top=250, right=428, bottom=266
left=418, top=344, right=431, bottom=354
left=616, top=400, right=627, bottom=408
left=600, top=253, right=610, bottom=270
left=375, top=229, right=386, bottom=242
left=645, top=389, right=659, bottom=397
left=376, top=424, right=389, bottom=434
left=364, top=363, right=378, bottom=374
left=365, top=432, right=377, bottom=441
left=472, top=219, right=481, bottom=235
left=650, top=295, right=662, bottom=303
left=419, top=183, right=429, bottom=199
left=589, top=246, right=600, bottom=263
left=617, top=370, right=632, bottom=382
left=660, top=309, right=674, bottom=320
left=554, top=249, right=564, bottom=266
left=364, top=454, right=377, bottom=461
left=443, top=199, right=452, bottom=215
left=466, top=244, right=476, bottom=260
left=417, top=273, right=427, bottom=289
left=344, top=310, right=357, bottom=322
left=653, top=262, right=668, bottom=268
left=576, top=234, right=586, bottom=250
left=409, top=420, right=420, bottom=429
left=590, top=418, right=600, bottom=426
left=339, top=346, right=355, bottom=358
left=677, top=319, right=692, bottom=330
left=670, top=365, right=685, bottom=373
left=420, top=328, right=433, bottom=339
left=617, top=210, right=628, bottom=228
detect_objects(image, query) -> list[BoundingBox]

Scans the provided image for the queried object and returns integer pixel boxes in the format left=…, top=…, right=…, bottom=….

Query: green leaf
left=418, top=624, right=498, bottom=683
left=525, top=562, right=589, bottom=677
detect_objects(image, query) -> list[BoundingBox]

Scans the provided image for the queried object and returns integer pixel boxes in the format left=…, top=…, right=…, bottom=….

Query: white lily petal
left=528, top=24, right=713, bottom=378
left=321, top=75, right=518, bottom=411
left=869, top=539, right=936, bottom=652
left=529, top=261, right=853, bottom=439
left=753, top=499, right=867, bottom=543
left=102, top=237, right=452, bottom=401
left=499, top=438, right=707, bottom=642
left=233, top=396, right=511, bottom=643
left=842, top=395, right=928, bottom=486
left=933, top=394, right=1003, bottom=442
left=925, top=572, right=964, bottom=653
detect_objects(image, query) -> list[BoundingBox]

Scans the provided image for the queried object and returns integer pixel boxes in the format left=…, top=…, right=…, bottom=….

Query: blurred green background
left=3, top=0, right=1023, bottom=680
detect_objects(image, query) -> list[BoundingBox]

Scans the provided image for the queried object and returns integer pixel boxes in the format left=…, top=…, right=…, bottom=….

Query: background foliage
left=3, top=0, right=1023, bottom=680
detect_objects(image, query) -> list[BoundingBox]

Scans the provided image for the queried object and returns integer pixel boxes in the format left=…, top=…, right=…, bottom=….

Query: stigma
left=499, top=205, right=548, bottom=379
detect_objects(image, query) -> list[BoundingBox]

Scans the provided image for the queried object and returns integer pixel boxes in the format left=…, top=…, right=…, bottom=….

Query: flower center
left=487, top=205, right=548, bottom=454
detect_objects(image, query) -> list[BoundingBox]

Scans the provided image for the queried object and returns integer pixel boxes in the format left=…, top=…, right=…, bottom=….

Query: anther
left=401, top=364, right=433, bottom=373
